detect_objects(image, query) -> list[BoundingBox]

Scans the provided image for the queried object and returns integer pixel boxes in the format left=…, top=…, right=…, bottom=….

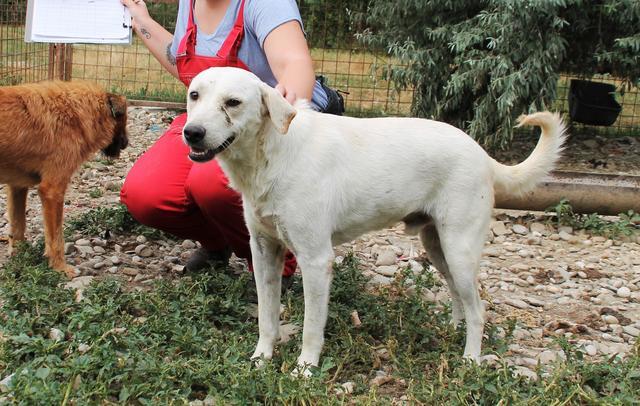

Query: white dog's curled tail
left=491, top=111, right=567, bottom=197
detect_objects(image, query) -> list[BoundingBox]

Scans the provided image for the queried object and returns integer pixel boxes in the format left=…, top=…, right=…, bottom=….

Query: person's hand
left=121, top=0, right=151, bottom=25
left=275, top=83, right=297, bottom=105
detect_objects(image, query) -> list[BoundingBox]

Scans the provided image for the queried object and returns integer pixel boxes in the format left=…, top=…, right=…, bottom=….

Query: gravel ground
left=1, top=107, right=639, bottom=380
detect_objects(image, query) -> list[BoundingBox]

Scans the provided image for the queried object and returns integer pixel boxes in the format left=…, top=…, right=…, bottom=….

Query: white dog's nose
left=183, top=124, right=206, bottom=144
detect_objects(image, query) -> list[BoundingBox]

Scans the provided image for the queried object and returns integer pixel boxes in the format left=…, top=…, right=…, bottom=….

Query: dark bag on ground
left=317, top=75, right=346, bottom=116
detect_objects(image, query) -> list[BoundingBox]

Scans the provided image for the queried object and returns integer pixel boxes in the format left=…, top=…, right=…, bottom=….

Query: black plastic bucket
left=568, top=79, right=622, bottom=126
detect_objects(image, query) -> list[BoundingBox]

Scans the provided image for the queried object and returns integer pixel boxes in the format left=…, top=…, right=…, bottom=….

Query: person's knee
left=187, top=172, right=242, bottom=216
left=121, top=181, right=177, bottom=228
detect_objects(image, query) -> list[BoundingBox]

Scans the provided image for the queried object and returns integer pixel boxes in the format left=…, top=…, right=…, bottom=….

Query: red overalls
left=120, top=0, right=296, bottom=276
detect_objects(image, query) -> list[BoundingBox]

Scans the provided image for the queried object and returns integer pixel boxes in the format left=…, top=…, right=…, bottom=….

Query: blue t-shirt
left=170, top=0, right=328, bottom=110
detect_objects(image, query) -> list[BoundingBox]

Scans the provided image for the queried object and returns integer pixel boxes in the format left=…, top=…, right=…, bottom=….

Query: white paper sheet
left=25, top=0, right=131, bottom=44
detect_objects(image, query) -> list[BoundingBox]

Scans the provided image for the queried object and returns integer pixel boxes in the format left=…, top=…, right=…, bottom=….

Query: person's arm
left=263, top=21, right=316, bottom=104
left=121, top=0, right=179, bottom=79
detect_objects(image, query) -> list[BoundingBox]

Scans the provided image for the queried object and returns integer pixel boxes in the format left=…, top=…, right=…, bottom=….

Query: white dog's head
left=182, top=67, right=297, bottom=163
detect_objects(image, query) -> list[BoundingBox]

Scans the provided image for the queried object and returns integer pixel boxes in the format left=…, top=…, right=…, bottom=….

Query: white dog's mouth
left=188, top=135, right=236, bottom=162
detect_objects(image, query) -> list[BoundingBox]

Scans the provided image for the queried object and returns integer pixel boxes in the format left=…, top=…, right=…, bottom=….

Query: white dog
left=183, top=67, right=566, bottom=374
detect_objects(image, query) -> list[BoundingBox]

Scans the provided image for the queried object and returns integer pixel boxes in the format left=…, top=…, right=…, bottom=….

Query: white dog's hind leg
left=249, top=233, right=285, bottom=364
left=419, top=225, right=464, bottom=326
left=292, top=243, right=334, bottom=377
left=436, top=207, right=490, bottom=361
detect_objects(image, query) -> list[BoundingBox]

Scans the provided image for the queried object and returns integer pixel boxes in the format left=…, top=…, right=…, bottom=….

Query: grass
left=64, top=204, right=171, bottom=241
left=88, top=188, right=103, bottom=199
left=546, top=199, right=640, bottom=238
left=2, top=215, right=640, bottom=403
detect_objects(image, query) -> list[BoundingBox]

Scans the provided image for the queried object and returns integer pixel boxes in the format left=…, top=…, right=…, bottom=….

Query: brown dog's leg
left=38, top=181, right=75, bottom=279
left=7, top=186, right=28, bottom=255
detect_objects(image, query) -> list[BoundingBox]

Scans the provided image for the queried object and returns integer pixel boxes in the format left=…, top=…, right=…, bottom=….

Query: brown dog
left=0, top=81, right=128, bottom=278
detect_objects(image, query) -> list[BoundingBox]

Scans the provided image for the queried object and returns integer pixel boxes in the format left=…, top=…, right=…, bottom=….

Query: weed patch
left=2, top=248, right=640, bottom=403
left=547, top=199, right=640, bottom=238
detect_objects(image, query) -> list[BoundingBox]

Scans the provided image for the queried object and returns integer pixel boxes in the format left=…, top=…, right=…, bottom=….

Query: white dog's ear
left=260, top=83, right=296, bottom=134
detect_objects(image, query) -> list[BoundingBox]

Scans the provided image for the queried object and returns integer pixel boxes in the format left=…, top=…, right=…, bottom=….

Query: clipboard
left=25, top=0, right=132, bottom=44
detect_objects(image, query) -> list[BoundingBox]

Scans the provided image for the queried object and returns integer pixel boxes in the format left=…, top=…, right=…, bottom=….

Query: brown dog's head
left=103, top=93, right=129, bottom=158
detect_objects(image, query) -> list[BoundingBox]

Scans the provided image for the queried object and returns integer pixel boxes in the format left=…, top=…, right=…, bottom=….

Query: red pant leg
left=186, top=159, right=252, bottom=259
left=120, top=113, right=226, bottom=251
left=187, top=163, right=297, bottom=275
left=121, top=113, right=297, bottom=275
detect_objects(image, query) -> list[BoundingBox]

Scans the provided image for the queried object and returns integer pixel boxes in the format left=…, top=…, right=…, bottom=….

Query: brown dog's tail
left=491, top=112, right=567, bottom=197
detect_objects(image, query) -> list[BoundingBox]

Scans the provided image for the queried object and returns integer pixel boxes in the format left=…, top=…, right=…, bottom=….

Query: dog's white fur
left=183, top=67, right=567, bottom=374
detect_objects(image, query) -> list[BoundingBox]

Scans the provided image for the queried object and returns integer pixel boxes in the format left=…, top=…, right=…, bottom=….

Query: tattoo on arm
left=166, top=43, right=176, bottom=66
left=140, top=27, right=151, bottom=39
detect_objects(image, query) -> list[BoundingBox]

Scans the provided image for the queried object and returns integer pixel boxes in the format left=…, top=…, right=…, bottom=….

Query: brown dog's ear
left=259, top=83, right=296, bottom=134
left=107, top=93, right=127, bottom=118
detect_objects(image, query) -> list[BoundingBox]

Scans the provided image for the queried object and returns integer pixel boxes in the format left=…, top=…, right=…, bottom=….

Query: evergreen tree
left=359, top=0, right=640, bottom=148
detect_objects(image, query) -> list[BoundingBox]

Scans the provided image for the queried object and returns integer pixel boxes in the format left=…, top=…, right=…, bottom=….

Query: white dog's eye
left=189, top=91, right=199, bottom=101
left=225, top=98, right=242, bottom=108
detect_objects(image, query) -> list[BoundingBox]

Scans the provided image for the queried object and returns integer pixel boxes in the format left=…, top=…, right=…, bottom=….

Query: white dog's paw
left=291, top=362, right=314, bottom=378
left=252, top=357, right=267, bottom=369
left=462, top=353, right=481, bottom=364
left=250, top=346, right=273, bottom=369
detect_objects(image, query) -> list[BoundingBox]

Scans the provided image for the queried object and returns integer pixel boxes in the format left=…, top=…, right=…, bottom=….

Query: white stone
left=602, top=315, right=619, bottom=325
left=602, top=333, right=625, bottom=343
left=76, top=245, right=94, bottom=255
left=523, top=296, right=546, bottom=307
left=622, top=325, right=640, bottom=337
left=367, top=274, right=392, bottom=287
left=483, top=246, right=503, bottom=257
left=375, top=265, right=398, bottom=277
left=559, top=231, right=573, bottom=241
left=530, top=222, right=548, bottom=234
left=374, top=247, right=397, bottom=266
left=538, top=350, right=558, bottom=364
left=337, top=382, right=355, bottom=395
left=64, top=276, right=94, bottom=290
left=617, top=287, right=631, bottom=298
left=49, top=328, right=64, bottom=342
left=478, top=354, right=500, bottom=366
left=504, top=298, right=529, bottom=309
left=509, top=263, right=530, bottom=272
left=0, top=374, right=14, bottom=393
left=135, top=244, right=153, bottom=258
left=512, top=224, right=529, bottom=235
left=91, top=238, right=107, bottom=247
left=584, top=344, right=597, bottom=356
left=408, top=260, right=424, bottom=273
left=513, top=366, right=537, bottom=381
left=422, top=290, right=436, bottom=302
left=491, top=221, right=510, bottom=236
left=559, top=226, right=573, bottom=234
left=557, top=297, right=572, bottom=305
left=181, top=240, right=197, bottom=249
left=78, top=343, right=91, bottom=353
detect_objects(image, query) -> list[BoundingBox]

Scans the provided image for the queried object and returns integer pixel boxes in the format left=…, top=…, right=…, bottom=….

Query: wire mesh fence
left=0, top=1, right=50, bottom=85
left=1, top=0, right=638, bottom=135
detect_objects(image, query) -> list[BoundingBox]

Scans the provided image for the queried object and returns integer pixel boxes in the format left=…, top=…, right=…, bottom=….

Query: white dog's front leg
left=249, top=233, right=285, bottom=364
left=293, top=247, right=334, bottom=376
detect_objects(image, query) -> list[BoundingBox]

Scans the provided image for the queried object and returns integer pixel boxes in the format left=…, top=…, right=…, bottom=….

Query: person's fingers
left=121, top=0, right=144, bottom=7
left=285, top=91, right=296, bottom=105
left=275, top=84, right=296, bottom=105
